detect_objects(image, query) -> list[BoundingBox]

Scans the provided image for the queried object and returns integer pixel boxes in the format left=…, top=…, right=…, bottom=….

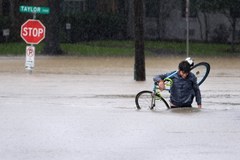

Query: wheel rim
left=191, top=62, right=210, bottom=86
left=136, top=91, right=153, bottom=110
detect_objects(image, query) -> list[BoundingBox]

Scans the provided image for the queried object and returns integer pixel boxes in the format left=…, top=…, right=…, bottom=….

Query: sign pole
left=186, top=0, right=190, bottom=57
left=33, top=12, right=36, bottom=19
left=20, top=5, right=49, bottom=74
left=26, top=12, right=36, bottom=74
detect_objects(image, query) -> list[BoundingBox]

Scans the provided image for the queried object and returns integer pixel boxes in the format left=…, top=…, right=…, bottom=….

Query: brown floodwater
left=0, top=56, right=239, bottom=160
left=0, top=56, right=239, bottom=75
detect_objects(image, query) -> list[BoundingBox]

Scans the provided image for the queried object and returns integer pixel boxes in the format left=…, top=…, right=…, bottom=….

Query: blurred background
left=0, top=0, right=240, bottom=56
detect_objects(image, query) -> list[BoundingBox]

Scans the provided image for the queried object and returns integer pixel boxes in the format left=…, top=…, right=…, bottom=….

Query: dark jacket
left=153, top=71, right=201, bottom=107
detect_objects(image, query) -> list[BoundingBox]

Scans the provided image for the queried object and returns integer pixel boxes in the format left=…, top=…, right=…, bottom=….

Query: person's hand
left=158, top=80, right=165, bottom=91
left=198, top=105, right=202, bottom=109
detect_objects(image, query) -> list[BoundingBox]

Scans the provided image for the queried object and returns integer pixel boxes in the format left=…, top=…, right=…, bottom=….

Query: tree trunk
left=196, top=12, right=204, bottom=41
left=134, top=0, right=145, bottom=81
left=9, top=0, right=18, bottom=41
left=9, top=0, right=15, bottom=28
left=42, top=0, right=63, bottom=55
left=127, top=0, right=135, bottom=39
left=231, top=18, right=236, bottom=52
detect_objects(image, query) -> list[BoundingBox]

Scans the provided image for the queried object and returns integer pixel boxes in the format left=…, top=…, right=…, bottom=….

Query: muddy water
left=1, top=56, right=239, bottom=75
left=0, top=56, right=240, bottom=160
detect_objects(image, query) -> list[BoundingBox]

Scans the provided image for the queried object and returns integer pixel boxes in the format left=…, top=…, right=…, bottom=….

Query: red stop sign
left=21, top=19, right=46, bottom=44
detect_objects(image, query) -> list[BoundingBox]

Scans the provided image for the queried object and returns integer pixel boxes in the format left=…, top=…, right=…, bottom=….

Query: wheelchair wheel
left=191, top=62, right=210, bottom=86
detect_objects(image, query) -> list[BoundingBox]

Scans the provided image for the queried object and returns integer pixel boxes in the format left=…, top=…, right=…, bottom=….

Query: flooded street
left=0, top=56, right=240, bottom=160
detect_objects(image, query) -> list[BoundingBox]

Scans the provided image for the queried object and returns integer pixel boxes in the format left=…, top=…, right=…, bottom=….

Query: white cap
left=185, top=57, right=194, bottom=66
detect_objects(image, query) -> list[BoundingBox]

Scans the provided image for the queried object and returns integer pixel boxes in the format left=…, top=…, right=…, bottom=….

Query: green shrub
left=61, top=12, right=127, bottom=42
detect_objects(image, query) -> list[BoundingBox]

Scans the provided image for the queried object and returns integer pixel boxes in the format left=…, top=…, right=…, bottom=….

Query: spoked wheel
left=135, top=90, right=170, bottom=110
left=191, top=62, right=210, bottom=86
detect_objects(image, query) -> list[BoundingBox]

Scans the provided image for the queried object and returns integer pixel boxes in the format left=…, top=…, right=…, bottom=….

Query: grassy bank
left=0, top=40, right=237, bottom=56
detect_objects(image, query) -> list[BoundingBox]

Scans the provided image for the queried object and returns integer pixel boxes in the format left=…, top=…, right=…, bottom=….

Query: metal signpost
left=19, top=5, right=50, bottom=73
left=186, top=0, right=190, bottom=57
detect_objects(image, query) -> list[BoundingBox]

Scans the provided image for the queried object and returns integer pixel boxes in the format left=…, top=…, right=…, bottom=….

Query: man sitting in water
left=153, top=60, right=202, bottom=109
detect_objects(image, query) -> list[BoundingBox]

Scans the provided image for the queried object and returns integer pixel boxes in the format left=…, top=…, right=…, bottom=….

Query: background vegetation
left=1, top=0, right=240, bottom=59
left=0, top=40, right=235, bottom=57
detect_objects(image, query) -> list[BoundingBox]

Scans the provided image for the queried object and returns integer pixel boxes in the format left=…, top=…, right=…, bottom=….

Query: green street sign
left=19, top=5, right=50, bottom=14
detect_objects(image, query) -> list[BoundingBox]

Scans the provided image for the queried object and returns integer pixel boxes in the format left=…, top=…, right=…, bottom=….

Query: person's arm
left=153, top=71, right=175, bottom=91
left=192, top=75, right=202, bottom=108
left=153, top=71, right=176, bottom=82
left=153, top=74, right=166, bottom=83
